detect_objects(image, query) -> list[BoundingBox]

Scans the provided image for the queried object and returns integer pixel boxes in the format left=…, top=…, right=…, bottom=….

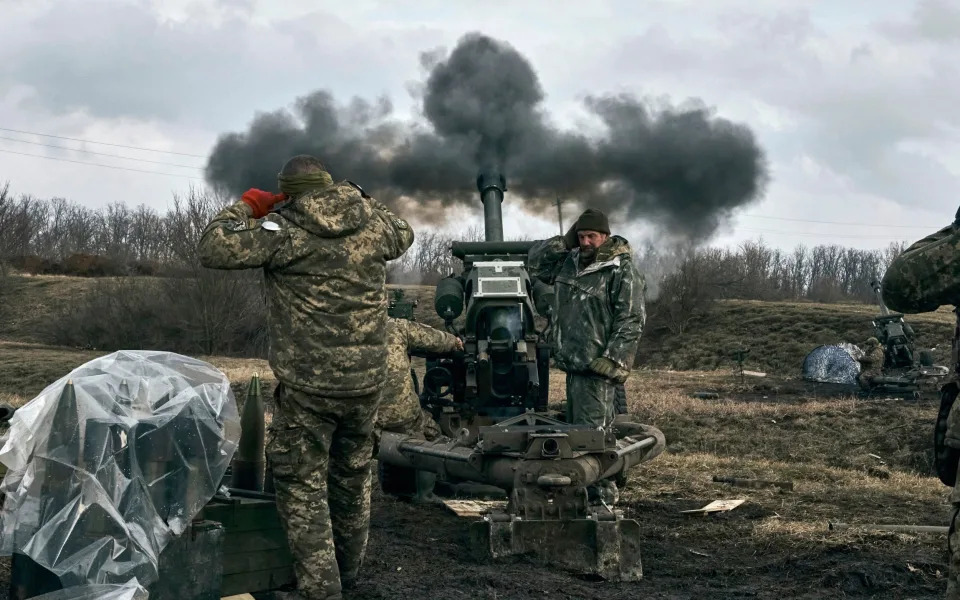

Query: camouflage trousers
left=949, top=505, right=960, bottom=599
left=267, top=382, right=379, bottom=600
left=565, top=372, right=617, bottom=429
left=614, top=383, right=628, bottom=415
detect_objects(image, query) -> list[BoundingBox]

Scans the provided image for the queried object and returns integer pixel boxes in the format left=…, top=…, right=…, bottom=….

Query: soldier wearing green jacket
left=197, top=154, right=414, bottom=600
left=528, top=208, right=646, bottom=429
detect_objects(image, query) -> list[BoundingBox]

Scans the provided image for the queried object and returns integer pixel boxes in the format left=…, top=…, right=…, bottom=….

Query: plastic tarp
left=28, top=579, right=148, bottom=600
left=802, top=344, right=862, bottom=385
left=0, top=350, right=240, bottom=589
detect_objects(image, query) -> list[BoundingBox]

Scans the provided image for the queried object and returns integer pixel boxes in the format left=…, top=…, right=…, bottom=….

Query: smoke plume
left=205, top=32, right=768, bottom=240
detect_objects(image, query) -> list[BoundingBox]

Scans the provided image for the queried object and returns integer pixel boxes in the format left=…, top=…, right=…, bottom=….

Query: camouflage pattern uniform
left=880, top=220, right=960, bottom=599
left=857, top=338, right=884, bottom=389
left=378, top=317, right=460, bottom=441
left=614, top=383, right=628, bottom=415
left=198, top=181, right=414, bottom=600
left=529, top=234, right=646, bottom=429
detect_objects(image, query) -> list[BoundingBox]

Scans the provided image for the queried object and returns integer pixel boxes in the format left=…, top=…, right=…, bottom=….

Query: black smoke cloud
left=205, top=32, right=769, bottom=240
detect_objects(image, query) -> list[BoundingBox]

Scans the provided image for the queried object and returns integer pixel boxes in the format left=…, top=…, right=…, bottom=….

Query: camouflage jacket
left=197, top=181, right=415, bottom=397
left=858, top=346, right=884, bottom=379
left=379, top=318, right=460, bottom=431
left=528, top=235, right=646, bottom=373
left=881, top=223, right=960, bottom=315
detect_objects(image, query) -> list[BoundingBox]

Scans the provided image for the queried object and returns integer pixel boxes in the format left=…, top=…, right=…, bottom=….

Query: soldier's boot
left=412, top=470, right=442, bottom=504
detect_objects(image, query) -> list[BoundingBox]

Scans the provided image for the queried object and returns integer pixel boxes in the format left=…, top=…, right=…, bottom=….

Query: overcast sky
left=2, top=0, right=958, bottom=251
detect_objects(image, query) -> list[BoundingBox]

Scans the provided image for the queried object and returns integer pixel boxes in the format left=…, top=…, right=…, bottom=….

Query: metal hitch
left=468, top=511, right=643, bottom=582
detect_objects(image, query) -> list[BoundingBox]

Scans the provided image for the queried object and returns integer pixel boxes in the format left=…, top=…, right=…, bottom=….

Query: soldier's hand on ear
left=242, top=189, right=287, bottom=218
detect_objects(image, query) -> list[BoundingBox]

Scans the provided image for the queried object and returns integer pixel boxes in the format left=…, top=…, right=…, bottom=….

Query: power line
left=0, top=148, right=204, bottom=180
left=738, top=227, right=911, bottom=240
left=741, top=213, right=939, bottom=230
left=0, top=126, right=207, bottom=159
left=0, top=135, right=203, bottom=170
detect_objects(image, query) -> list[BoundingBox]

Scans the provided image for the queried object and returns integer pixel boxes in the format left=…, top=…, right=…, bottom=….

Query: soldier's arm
left=603, top=262, right=647, bottom=370
left=527, top=236, right=570, bottom=285
left=881, top=223, right=960, bottom=313
left=197, top=202, right=289, bottom=269
left=369, top=199, right=415, bottom=260
left=401, top=320, right=460, bottom=354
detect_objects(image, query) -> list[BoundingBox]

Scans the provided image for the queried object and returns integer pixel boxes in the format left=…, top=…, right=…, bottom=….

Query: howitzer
left=870, top=279, right=920, bottom=370
left=377, top=171, right=665, bottom=580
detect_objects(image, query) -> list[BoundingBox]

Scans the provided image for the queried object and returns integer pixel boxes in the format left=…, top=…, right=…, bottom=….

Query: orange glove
left=241, top=189, right=287, bottom=218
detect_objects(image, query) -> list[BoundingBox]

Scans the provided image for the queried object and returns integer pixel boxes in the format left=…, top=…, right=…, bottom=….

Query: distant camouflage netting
left=802, top=344, right=861, bottom=385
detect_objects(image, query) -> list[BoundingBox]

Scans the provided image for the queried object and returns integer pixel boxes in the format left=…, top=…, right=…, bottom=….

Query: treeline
left=0, top=184, right=912, bottom=358
left=0, top=183, right=907, bottom=299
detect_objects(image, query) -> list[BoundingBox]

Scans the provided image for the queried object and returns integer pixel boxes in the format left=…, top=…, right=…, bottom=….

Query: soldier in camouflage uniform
left=528, top=209, right=645, bottom=502
left=376, top=317, right=462, bottom=502
left=857, top=337, right=885, bottom=390
left=880, top=210, right=960, bottom=599
left=197, top=155, right=414, bottom=600
left=528, top=208, right=646, bottom=429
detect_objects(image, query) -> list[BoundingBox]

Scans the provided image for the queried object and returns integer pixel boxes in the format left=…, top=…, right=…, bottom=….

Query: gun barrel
left=477, top=172, right=506, bottom=242
left=872, top=280, right=890, bottom=315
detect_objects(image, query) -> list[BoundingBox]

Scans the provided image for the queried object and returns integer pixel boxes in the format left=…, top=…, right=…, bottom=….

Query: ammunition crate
left=9, top=520, right=225, bottom=600
left=196, top=495, right=296, bottom=596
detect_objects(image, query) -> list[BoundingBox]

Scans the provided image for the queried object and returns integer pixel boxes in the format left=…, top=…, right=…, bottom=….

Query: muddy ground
left=348, top=372, right=952, bottom=600
left=0, top=346, right=952, bottom=599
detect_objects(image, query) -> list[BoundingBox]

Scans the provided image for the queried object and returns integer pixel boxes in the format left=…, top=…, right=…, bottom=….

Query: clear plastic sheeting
left=29, top=579, right=149, bottom=600
left=801, top=344, right=861, bottom=385
left=0, top=350, right=240, bottom=588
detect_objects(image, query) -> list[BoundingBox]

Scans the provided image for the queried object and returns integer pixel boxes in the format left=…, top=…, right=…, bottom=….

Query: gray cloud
left=598, top=4, right=960, bottom=214
left=0, top=1, right=425, bottom=129
left=2, top=0, right=958, bottom=251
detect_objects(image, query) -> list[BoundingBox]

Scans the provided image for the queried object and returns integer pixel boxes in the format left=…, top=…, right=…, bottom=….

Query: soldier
left=857, top=337, right=885, bottom=390
left=197, top=155, right=414, bottom=600
left=528, top=208, right=645, bottom=501
left=529, top=208, right=645, bottom=427
left=880, top=208, right=960, bottom=599
left=376, top=317, right=462, bottom=503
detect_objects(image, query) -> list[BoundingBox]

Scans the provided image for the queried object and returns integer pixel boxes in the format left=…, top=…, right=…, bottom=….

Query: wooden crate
left=196, top=496, right=296, bottom=596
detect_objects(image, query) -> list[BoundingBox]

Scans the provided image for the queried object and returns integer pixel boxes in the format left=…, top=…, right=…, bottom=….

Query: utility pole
left=555, top=193, right=564, bottom=235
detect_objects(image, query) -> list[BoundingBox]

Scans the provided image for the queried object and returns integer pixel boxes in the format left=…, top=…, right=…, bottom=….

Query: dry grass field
left=0, top=275, right=955, bottom=598
left=0, top=339, right=952, bottom=598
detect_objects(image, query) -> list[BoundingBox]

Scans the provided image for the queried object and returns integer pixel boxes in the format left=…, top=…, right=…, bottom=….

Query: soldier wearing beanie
left=528, top=208, right=646, bottom=501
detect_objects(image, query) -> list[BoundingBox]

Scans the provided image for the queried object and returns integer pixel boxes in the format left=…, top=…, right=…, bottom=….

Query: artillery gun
left=866, top=279, right=948, bottom=394
left=377, top=171, right=665, bottom=580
